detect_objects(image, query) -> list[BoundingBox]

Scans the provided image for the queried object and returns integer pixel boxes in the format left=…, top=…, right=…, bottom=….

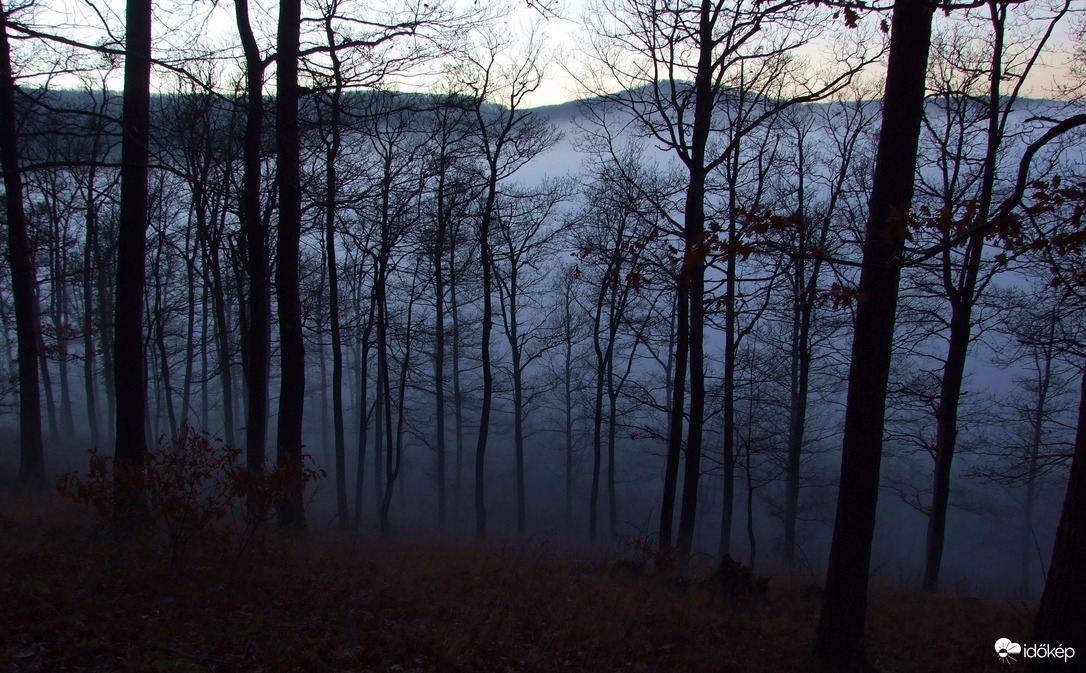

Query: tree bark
left=113, top=0, right=153, bottom=505
left=82, top=172, right=101, bottom=446
left=321, top=18, right=348, bottom=527
left=235, top=0, right=268, bottom=476
left=475, top=198, right=494, bottom=541
left=922, top=6, right=1006, bottom=590
left=673, top=0, right=714, bottom=558
left=814, top=0, right=931, bottom=667
left=275, top=0, right=306, bottom=531
left=0, top=0, right=45, bottom=485
left=1028, top=365, right=1086, bottom=671
left=352, top=289, right=375, bottom=531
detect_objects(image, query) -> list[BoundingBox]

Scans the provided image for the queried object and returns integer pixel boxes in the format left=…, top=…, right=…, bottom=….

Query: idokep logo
left=996, top=638, right=1022, bottom=663
left=995, top=638, right=1076, bottom=665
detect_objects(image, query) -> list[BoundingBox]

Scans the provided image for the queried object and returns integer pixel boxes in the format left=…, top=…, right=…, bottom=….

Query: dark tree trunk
left=113, top=0, right=153, bottom=505
left=83, top=178, right=101, bottom=446
left=783, top=282, right=814, bottom=568
left=37, top=320, right=58, bottom=442
left=323, top=18, right=349, bottom=529
left=450, top=241, right=465, bottom=519
left=1028, top=364, right=1086, bottom=671
left=813, top=0, right=931, bottom=667
left=1021, top=342, right=1053, bottom=597
left=376, top=261, right=393, bottom=535
left=235, top=0, right=268, bottom=476
left=0, top=0, right=45, bottom=485
left=590, top=299, right=606, bottom=542
left=352, top=291, right=375, bottom=531
left=674, top=0, right=714, bottom=558
left=181, top=226, right=196, bottom=429
left=512, top=319, right=526, bottom=536
left=152, top=249, right=178, bottom=439
left=922, top=12, right=1004, bottom=590
left=922, top=283, right=975, bottom=591
left=606, top=382, right=618, bottom=538
left=783, top=120, right=827, bottom=570
left=432, top=146, right=450, bottom=530
left=274, top=0, right=306, bottom=531
left=563, top=285, right=575, bottom=533
left=205, top=245, right=237, bottom=448
left=671, top=0, right=713, bottom=560
left=659, top=280, right=688, bottom=550
left=719, top=195, right=738, bottom=559
left=475, top=207, right=494, bottom=541
left=94, top=229, right=115, bottom=446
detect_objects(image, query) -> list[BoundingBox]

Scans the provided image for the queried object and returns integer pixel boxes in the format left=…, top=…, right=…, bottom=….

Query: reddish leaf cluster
left=57, top=423, right=324, bottom=560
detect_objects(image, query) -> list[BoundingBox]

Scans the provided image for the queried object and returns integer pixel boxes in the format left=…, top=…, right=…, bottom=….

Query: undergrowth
left=0, top=493, right=1035, bottom=673
left=55, top=423, right=323, bottom=563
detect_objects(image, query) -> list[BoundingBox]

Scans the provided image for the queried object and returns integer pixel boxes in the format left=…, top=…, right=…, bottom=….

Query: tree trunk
left=814, top=0, right=931, bottom=667
left=660, top=280, right=688, bottom=550
left=37, top=294, right=59, bottom=442
left=719, top=189, right=738, bottom=559
left=207, top=248, right=236, bottom=448
left=922, top=287, right=974, bottom=591
left=53, top=277, right=75, bottom=437
left=352, top=291, right=375, bottom=531
left=607, top=384, right=618, bottom=539
left=784, top=265, right=815, bottom=568
left=673, top=0, right=713, bottom=561
left=275, top=0, right=306, bottom=531
left=1021, top=349, right=1051, bottom=597
left=181, top=226, right=196, bottom=429
left=563, top=288, right=575, bottom=533
left=1028, top=365, right=1086, bottom=672
left=921, top=10, right=1005, bottom=590
left=0, top=0, right=45, bottom=484
left=376, top=259, right=393, bottom=535
left=83, top=180, right=101, bottom=446
left=475, top=229, right=493, bottom=542
left=113, top=0, right=153, bottom=506
left=431, top=146, right=449, bottom=530
left=511, top=304, right=526, bottom=535
left=474, top=166, right=500, bottom=542
left=235, top=0, right=268, bottom=476
left=450, top=242, right=465, bottom=520
left=374, top=330, right=385, bottom=515
left=322, top=33, right=349, bottom=528
left=94, top=228, right=115, bottom=446
left=153, top=251, right=178, bottom=439
left=590, top=311, right=605, bottom=542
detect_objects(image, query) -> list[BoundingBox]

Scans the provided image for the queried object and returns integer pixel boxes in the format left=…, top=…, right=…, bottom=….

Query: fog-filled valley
left=2, top=89, right=1081, bottom=600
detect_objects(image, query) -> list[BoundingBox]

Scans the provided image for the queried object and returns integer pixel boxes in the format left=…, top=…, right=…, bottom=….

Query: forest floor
left=0, top=489, right=1034, bottom=673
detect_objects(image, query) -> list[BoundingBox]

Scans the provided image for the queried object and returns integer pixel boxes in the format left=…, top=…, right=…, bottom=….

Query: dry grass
left=0, top=492, right=1033, bottom=673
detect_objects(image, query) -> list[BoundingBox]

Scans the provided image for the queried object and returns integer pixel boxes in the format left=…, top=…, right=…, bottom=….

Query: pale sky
left=15, top=0, right=1081, bottom=106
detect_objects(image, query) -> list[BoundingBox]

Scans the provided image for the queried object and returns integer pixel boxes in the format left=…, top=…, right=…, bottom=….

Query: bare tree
left=454, top=30, right=559, bottom=540
left=492, top=182, right=570, bottom=535
left=584, top=0, right=876, bottom=561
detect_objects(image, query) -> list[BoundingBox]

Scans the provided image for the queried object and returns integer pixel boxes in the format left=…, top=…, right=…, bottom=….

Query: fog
left=0, top=91, right=1080, bottom=603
